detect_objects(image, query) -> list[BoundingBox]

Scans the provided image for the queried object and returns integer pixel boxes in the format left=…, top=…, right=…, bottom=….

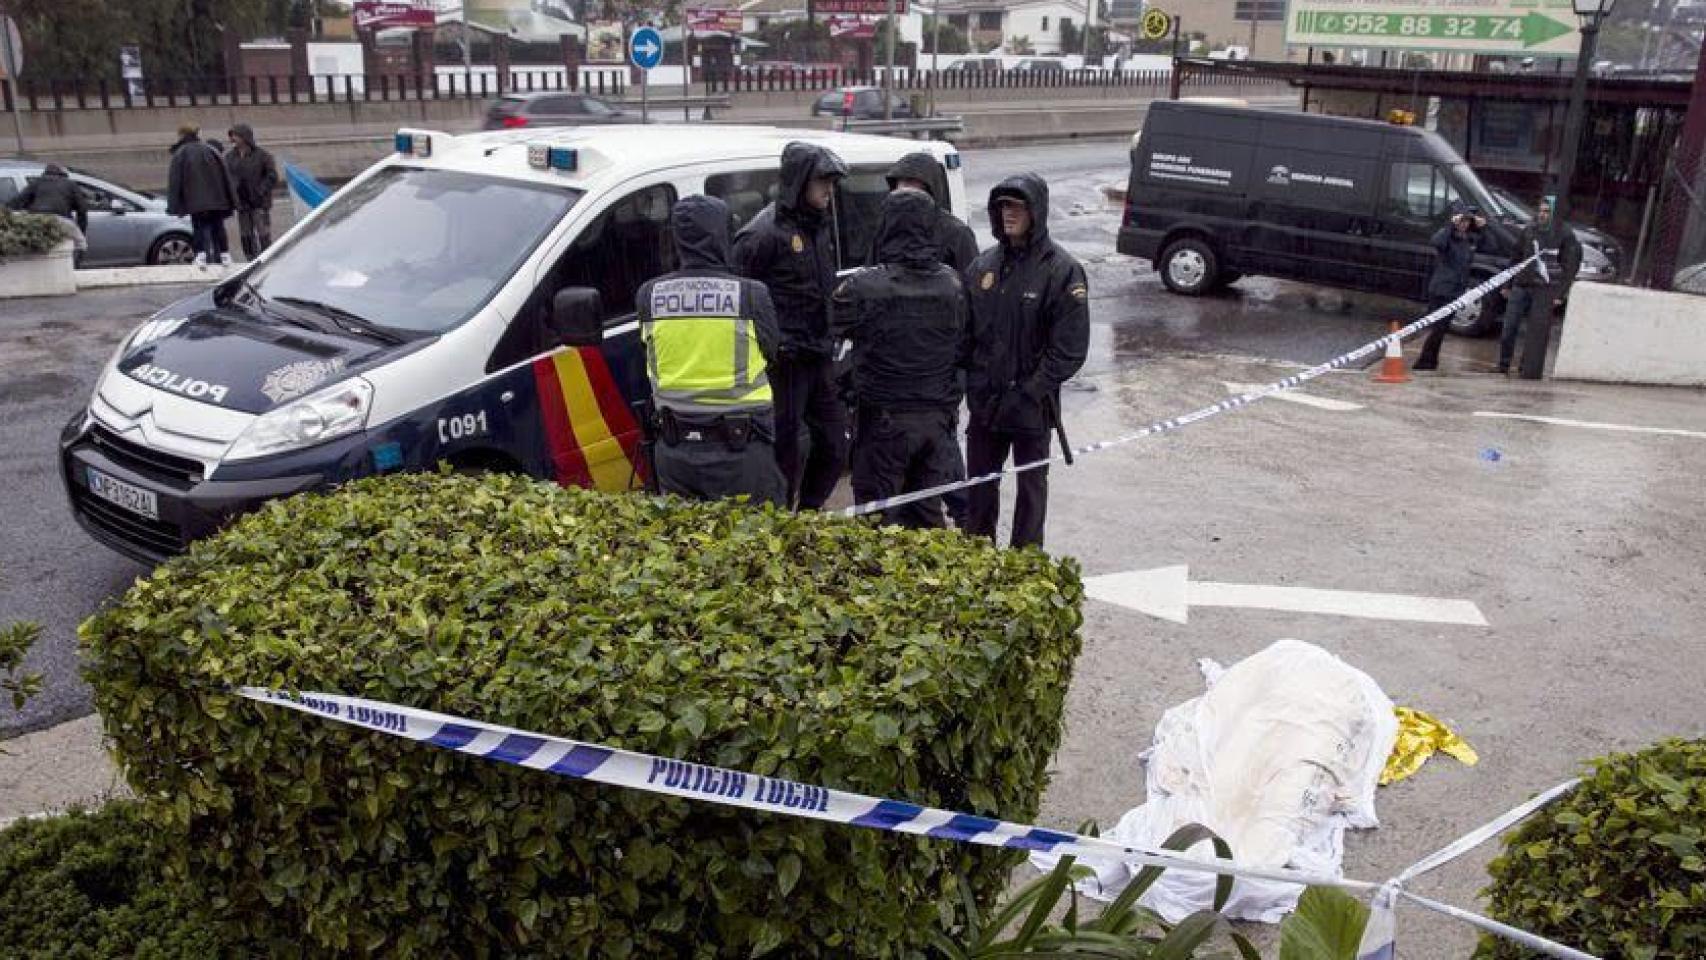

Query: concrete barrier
left=1554, top=281, right=1706, bottom=387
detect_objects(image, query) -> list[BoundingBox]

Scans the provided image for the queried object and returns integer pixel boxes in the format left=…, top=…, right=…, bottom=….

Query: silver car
left=0, top=160, right=196, bottom=266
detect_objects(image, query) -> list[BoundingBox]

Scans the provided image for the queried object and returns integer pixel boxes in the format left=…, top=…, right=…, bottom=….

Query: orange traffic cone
left=1373, top=321, right=1410, bottom=384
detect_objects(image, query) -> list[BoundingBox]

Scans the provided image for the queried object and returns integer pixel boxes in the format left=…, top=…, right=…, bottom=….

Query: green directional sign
left=1285, top=1, right=1582, bottom=56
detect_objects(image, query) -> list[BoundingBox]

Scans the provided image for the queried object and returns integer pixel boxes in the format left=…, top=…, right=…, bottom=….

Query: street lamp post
left=1552, top=0, right=1618, bottom=222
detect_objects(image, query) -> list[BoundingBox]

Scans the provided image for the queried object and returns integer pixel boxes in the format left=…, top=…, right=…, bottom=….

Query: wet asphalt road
left=0, top=141, right=1445, bottom=736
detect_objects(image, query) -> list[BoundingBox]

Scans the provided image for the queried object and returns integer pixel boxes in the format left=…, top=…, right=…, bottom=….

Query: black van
left=1120, top=102, right=1532, bottom=334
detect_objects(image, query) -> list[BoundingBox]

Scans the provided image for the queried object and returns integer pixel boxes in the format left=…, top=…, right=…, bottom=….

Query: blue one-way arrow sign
left=630, top=26, right=663, bottom=71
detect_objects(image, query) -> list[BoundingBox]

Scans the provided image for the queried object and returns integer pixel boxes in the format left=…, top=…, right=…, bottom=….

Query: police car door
left=484, top=178, right=679, bottom=491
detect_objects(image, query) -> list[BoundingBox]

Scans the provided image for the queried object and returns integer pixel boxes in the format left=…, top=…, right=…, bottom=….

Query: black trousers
left=1413, top=294, right=1457, bottom=368
left=190, top=212, right=228, bottom=258
left=656, top=437, right=786, bottom=507
left=1499, top=286, right=1558, bottom=378
left=852, top=406, right=962, bottom=530
left=771, top=353, right=848, bottom=510
left=965, top=422, right=1052, bottom=549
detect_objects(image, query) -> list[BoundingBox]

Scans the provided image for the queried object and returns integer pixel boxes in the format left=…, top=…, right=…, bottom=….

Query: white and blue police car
left=60, top=125, right=967, bottom=563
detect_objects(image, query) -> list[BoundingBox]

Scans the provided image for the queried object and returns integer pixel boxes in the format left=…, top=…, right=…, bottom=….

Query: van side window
left=1388, top=162, right=1459, bottom=221
left=488, top=183, right=678, bottom=372
left=706, top=170, right=780, bottom=233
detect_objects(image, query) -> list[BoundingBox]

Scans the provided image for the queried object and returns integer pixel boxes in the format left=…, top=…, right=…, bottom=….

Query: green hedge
left=0, top=210, right=69, bottom=258
left=84, top=473, right=1084, bottom=958
left=1477, top=738, right=1706, bottom=959
left=0, top=802, right=227, bottom=958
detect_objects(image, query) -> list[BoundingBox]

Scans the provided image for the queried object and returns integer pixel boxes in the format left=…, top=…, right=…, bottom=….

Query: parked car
left=811, top=86, right=915, bottom=120
left=1118, top=101, right=1617, bottom=336
left=1485, top=183, right=1623, bottom=279
left=1008, top=58, right=1065, bottom=74
left=942, top=57, right=1003, bottom=74
left=482, top=92, right=641, bottom=130
left=0, top=160, right=195, bottom=267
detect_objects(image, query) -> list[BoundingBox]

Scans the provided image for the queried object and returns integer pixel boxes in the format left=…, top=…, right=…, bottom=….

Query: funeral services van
left=59, top=126, right=966, bottom=563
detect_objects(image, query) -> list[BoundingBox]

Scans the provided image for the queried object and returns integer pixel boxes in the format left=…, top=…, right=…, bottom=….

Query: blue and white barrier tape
left=237, top=685, right=1596, bottom=959
left=844, top=257, right=1537, bottom=520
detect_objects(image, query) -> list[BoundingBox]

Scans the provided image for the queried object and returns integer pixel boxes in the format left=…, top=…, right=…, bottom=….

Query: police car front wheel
left=1160, top=238, right=1218, bottom=296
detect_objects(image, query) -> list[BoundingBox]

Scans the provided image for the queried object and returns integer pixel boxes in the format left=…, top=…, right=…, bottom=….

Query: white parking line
left=1223, top=381, right=1364, bottom=412
left=1473, top=411, right=1706, bottom=440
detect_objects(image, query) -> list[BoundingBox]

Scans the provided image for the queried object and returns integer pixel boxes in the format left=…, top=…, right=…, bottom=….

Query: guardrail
left=840, top=116, right=965, bottom=140
left=617, top=94, right=732, bottom=120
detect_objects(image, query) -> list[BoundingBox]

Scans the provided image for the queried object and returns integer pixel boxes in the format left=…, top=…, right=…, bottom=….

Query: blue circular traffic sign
left=630, top=26, right=664, bottom=71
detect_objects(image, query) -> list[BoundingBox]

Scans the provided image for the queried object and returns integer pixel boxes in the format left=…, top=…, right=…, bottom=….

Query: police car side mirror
left=550, top=287, right=605, bottom=348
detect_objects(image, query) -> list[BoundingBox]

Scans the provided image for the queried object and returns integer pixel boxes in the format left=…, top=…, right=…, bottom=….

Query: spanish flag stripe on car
left=531, top=354, right=594, bottom=488
left=535, top=348, right=644, bottom=492
left=574, top=346, right=649, bottom=489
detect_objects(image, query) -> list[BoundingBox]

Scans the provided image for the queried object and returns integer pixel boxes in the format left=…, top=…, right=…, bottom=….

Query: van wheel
left=1447, top=285, right=1503, bottom=338
left=1160, top=238, right=1218, bottom=295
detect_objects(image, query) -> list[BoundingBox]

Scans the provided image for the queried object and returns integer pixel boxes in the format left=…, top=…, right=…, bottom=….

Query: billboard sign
left=816, top=0, right=907, bottom=15
left=353, top=0, right=436, bottom=31
left=687, top=7, right=745, bottom=32
left=1285, top=0, right=1581, bottom=57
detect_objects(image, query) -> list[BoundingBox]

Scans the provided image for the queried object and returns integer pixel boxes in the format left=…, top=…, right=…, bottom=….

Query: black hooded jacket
left=225, top=124, right=279, bottom=211
left=1508, top=217, right=1582, bottom=291
left=864, top=151, right=980, bottom=273
left=166, top=132, right=236, bottom=217
left=731, top=141, right=848, bottom=357
left=832, top=190, right=970, bottom=410
left=638, top=195, right=781, bottom=416
left=9, top=166, right=88, bottom=232
left=964, top=174, right=1090, bottom=433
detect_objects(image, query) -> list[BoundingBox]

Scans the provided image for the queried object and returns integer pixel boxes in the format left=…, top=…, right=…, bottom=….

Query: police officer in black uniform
left=732, top=141, right=849, bottom=510
left=833, top=190, right=971, bottom=529
left=964, top=174, right=1090, bottom=550
left=638, top=195, right=786, bottom=505
left=867, top=151, right=980, bottom=272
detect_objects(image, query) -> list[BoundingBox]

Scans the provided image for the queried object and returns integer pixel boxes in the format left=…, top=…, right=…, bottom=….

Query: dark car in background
left=1485, top=183, right=1622, bottom=280
left=0, top=160, right=194, bottom=266
left=482, top=92, right=642, bottom=130
left=811, top=86, right=915, bottom=120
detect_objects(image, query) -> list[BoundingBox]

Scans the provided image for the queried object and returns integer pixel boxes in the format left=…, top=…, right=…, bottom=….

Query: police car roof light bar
left=395, top=129, right=439, bottom=158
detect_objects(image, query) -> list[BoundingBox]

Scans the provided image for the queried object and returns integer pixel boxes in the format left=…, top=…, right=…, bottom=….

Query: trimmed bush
left=84, top=473, right=1083, bottom=958
left=1476, top=738, right=1706, bottom=959
left=0, top=210, right=68, bottom=258
left=0, top=802, right=227, bottom=958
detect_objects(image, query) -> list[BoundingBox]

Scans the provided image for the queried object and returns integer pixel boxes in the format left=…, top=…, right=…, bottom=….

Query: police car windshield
left=248, top=167, right=580, bottom=336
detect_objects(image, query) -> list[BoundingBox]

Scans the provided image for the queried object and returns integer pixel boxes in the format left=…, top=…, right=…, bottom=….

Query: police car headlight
left=225, top=377, right=373, bottom=462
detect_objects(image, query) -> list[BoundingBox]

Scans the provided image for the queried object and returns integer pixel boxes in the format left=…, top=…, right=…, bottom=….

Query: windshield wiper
left=274, top=296, right=409, bottom=345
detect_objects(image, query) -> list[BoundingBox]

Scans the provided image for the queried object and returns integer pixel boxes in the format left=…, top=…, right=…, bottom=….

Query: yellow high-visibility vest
left=642, top=276, right=772, bottom=415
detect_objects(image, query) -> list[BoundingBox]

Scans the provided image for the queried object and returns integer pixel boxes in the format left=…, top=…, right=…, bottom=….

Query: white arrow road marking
left=1473, top=411, right=1706, bottom=440
left=1223, top=381, right=1364, bottom=412
left=1084, top=565, right=1487, bottom=626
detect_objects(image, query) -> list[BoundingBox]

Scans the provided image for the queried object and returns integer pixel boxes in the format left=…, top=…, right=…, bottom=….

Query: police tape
left=236, top=684, right=1598, bottom=959
left=843, top=256, right=1538, bottom=521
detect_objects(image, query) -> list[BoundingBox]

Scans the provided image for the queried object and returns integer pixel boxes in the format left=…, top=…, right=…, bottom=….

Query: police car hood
left=115, top=304, right=389, bottom=415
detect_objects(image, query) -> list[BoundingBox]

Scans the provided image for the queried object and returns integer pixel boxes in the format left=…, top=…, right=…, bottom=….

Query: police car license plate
left=86, top=467, right=159, bottom=521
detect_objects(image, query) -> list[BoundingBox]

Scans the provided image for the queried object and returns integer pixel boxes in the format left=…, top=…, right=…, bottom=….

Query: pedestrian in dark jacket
left=731, top=141, right=849, bottom=510
left=1412, top=203, right=1488, bottom=371
left=166, top=123, right=236, bottom=265
left=226, top=123, right=279, bottom=259
left=834, top=190, right=972, bottom=529
left=1498, top=196, right=1581, bottom=379
left=8, top=164, right=89, bottom=258
left=638, top=195, right=787, bottom=506
left=963, top=173, right=1090, bottom=550
left=866, top=151, right=980, bottom=272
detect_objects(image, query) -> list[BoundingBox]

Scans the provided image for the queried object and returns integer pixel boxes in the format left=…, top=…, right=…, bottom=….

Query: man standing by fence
left=226, top=124, right=279, bottom=260
left=167, top=123, right=236, bottom=267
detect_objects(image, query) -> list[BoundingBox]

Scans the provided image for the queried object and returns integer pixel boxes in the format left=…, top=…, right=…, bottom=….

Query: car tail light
left=501, top=115, right=529, bottom=129
left=841, top=91, right=855, bottom=116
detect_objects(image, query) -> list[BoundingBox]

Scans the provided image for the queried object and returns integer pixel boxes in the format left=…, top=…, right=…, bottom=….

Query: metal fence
left=0, top=65, right=1286, bottom=113
left=1648, top=154, right=1706, bottom=292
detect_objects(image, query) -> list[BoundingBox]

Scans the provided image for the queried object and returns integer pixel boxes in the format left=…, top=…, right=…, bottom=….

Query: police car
left=60, top=125, right=967, bottom=563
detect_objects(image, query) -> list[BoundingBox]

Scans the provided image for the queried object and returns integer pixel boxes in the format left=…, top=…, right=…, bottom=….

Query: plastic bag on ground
left=1034, top=638, right=1398, bottom=923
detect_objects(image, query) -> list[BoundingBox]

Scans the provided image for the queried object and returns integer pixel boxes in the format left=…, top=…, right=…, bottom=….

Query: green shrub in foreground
left=83, top=473, right=1084, bottom=958
left=0, top=210, right=69, bottom=258
left=0, top=802, right=227, bottom=959
left=1476, top=738, right=1706, bottom=959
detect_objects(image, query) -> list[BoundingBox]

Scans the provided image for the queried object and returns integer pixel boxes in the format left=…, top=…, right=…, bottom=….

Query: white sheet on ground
left=1034, top=638, right=1398, bottom=923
